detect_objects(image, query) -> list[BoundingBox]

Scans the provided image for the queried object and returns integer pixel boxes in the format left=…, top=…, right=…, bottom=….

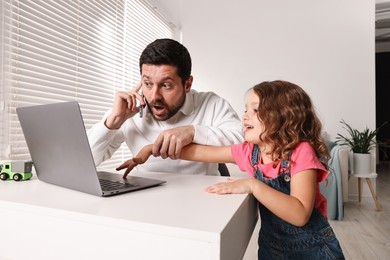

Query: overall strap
left=281, top=152, right=292, bottom=182
left=251, top=144, right=260, bottom=166
left=251, top=144, right=292, bottom=181
left=281, top=155, right=290, bottom=170
left=251, top=144, right=291, bottom=169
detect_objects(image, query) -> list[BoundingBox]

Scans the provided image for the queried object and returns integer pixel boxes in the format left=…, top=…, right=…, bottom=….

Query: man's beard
left=146, top=91, right=186, bottom=121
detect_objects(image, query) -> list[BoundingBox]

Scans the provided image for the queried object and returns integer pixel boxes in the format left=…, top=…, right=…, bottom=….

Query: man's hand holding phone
left=105, top=82, right=146, bottom=129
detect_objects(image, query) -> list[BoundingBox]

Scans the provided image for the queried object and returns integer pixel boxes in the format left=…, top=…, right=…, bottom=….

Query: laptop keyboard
left=99, top=178, right=138, bottom=191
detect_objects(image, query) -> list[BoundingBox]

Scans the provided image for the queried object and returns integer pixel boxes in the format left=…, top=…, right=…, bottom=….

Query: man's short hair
left=139, top=39, right=192, bottom=85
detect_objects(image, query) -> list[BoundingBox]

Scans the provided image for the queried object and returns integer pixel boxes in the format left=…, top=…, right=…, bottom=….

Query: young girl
left=118, top=80, right=345, bottom=259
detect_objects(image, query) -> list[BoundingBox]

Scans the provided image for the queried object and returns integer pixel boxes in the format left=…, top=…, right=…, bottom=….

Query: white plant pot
left=353, top=153, right=371, bottom=175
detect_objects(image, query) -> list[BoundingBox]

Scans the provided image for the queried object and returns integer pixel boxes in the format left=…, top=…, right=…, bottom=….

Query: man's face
left=141, top=64, right=192, bottom=121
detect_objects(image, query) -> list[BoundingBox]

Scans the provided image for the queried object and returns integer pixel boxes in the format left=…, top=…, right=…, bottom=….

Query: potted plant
left=336, top=119, right=385, bottom=175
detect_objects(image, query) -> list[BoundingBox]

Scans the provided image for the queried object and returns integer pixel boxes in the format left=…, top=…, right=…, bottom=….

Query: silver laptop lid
left=16, top=101, right=103, bottom=196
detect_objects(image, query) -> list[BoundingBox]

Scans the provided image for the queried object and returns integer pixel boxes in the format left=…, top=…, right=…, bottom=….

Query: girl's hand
left=205, top=178, right=254, bottom=194
left=117, top=157, right=145, bottom=178
left=117, top=144, right=153, bottom=178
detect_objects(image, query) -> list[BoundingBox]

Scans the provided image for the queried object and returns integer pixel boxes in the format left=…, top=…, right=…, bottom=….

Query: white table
left=0, top=172, right=258, bottom=260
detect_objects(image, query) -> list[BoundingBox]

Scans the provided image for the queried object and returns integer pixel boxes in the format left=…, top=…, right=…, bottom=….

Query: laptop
left=16, top=101, right=166, bottom=197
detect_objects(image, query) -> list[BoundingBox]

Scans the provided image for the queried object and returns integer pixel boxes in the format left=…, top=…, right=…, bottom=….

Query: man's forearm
left=105, top=115, right=126, bottom=129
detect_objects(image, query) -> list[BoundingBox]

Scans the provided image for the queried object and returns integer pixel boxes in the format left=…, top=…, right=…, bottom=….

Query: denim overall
left=251, top=145, right=344, bottom=259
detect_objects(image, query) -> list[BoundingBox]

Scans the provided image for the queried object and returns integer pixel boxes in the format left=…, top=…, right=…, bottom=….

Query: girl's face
left=243, top=89, right=264, bottom=144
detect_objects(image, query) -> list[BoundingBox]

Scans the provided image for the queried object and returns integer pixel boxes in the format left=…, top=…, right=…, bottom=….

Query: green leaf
left=335, top=119, right=386, bottom=153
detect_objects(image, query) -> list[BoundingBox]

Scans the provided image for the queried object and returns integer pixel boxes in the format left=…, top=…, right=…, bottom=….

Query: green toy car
left=0, top=161, right=33, bottom=181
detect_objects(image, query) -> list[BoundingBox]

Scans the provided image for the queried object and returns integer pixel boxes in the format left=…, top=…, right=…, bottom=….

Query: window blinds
left=0, top=0, right=174, bottom=170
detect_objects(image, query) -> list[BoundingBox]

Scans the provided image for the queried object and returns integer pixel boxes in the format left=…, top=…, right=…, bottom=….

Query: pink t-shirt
left=231, top=141, right=329, bottom=218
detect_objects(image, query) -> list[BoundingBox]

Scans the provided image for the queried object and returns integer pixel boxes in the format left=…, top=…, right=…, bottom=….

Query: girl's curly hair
left=253, top=80, right=330, bottom=169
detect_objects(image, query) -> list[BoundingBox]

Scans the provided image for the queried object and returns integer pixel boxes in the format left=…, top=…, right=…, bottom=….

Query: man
left=88, top=39, right=243, bottom=175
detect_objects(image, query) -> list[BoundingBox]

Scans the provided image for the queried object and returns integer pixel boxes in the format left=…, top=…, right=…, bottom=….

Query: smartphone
left=139, top=94, right=146, bottom=118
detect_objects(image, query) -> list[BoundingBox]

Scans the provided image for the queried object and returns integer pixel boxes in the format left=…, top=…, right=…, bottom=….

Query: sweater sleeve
left=86, top=110, right=125, bottom=166
left=192, top=92, right=244, bottom=145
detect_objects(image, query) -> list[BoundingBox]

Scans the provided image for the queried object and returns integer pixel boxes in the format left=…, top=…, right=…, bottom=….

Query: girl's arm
left=118, top=144, right=153, bottom=178
left=206, top=169, right=317, bottom=227
left=119, top=143, right=235, bottom=178
left=180, top=144, right=235, bottom=163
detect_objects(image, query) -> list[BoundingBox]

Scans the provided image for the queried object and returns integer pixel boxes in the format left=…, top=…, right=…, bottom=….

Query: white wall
left=156, top=0, right=375, bottom=142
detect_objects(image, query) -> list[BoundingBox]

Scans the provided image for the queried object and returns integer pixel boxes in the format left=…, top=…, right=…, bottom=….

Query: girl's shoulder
left=231, top=141, right=255, bottom=153
left=293, top=141, right=314, bottom=153
left=231, top=142, right=257, bottom=177
left=290, top=141, right=318, bottom=161
left=290, top=141, right=318, bottom=163
left=290, top=142, right=327, bottom=180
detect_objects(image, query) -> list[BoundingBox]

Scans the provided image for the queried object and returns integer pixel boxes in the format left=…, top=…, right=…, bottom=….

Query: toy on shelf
left=0, top=161, right=33, bottom=181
